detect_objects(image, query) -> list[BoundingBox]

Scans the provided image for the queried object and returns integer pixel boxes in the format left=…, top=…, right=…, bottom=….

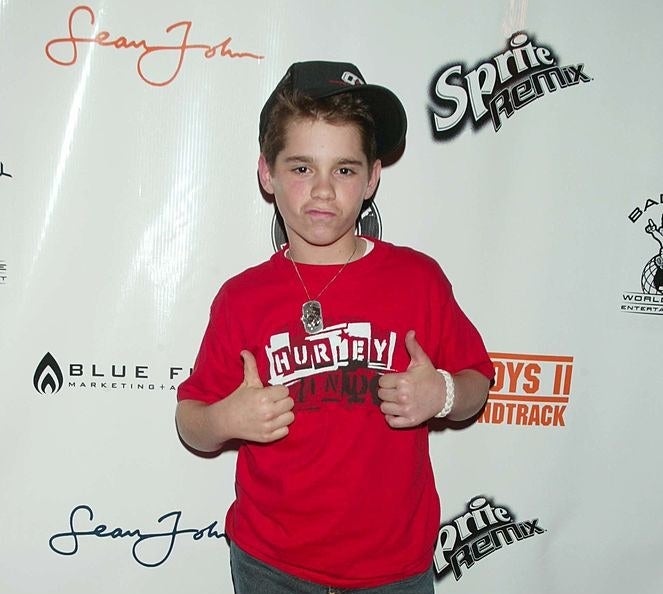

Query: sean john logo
left=49, top=504, right=225, bottom=568
left=434, top=496, right=545, bottom=581
left=45, top=5, right=264, bottom=87
left=428, top=32, right=591, bottom=139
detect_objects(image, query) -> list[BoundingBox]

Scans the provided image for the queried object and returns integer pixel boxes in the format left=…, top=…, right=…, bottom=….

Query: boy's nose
left=311, top=175, right=335, bottom=200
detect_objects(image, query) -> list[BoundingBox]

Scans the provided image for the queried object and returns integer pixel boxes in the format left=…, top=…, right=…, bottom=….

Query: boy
left=176, top=61, right=494, bottom=593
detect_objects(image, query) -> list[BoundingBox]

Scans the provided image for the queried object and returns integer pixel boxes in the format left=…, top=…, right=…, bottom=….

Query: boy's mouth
left=305, top=209, right=336, bottom=219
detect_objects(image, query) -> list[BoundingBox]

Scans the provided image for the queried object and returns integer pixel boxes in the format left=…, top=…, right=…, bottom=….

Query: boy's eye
left=338, top=167, right=353, bottom=175
left=293, top=166, right=309, bottom=174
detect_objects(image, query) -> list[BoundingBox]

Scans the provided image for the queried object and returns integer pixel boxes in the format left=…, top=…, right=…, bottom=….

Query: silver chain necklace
left=288, top=241, right=358, bottom=334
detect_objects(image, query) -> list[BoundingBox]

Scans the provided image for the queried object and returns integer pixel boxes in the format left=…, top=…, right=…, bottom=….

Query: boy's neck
left=287, top=237, right=365, bottom=265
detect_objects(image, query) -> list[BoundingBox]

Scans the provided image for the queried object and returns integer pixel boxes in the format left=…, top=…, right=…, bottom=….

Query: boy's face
left=259, top=117, right=381, bottom=263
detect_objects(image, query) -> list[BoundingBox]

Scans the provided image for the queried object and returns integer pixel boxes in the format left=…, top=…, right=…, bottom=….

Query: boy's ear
left=257, top=154, right=274, bottom=194
left=364, top=159, right=382, bottom=200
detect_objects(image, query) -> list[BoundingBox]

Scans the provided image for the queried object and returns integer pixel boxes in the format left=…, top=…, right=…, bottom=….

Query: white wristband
left=435, top=369, right=455, bottom=418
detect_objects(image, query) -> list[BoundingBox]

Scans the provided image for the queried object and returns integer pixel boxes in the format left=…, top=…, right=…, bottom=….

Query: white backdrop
left=2, top=1, right=662, bottom=592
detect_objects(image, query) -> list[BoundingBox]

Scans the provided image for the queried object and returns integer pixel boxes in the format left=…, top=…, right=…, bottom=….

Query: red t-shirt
left=178, top=238, right=494, bottom=588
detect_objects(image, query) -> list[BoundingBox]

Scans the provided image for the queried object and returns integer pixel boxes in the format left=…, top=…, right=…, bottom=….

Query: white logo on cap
left=341, top=71, right=364, bottom=86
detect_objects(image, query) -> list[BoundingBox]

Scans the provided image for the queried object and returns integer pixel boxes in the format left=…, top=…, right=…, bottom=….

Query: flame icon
left=33, top=352, right=64, bottom=395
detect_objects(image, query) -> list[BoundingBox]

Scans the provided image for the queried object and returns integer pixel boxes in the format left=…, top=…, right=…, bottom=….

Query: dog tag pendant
left=301, top=300, right=324, bottom=334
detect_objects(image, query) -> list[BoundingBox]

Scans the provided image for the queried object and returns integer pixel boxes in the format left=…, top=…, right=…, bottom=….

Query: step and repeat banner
left=1, top=1, right=661, bottom=592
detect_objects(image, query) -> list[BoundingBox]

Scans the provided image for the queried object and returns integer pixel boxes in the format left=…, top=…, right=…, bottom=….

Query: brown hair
left=260, top=90, right=377, bottom=168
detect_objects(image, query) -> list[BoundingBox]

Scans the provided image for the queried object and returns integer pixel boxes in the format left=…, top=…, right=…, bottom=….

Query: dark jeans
left=229, top=542, right=435, bottom=594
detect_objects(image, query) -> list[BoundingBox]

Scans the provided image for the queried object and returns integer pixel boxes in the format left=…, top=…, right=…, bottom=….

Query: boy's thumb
left=241, top=350, right=263, bottom=388
left=405, top=330, right=430, bottom=368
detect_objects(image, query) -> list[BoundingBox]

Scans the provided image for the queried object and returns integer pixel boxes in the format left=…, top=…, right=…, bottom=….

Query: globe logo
left=641, top=256, right=663, bottom=294
left=642, top=217, right=663, bottom=294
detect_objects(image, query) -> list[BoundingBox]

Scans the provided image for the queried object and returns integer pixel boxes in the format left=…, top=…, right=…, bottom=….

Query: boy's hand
left=377, top=330, right=445, bottom=428
left=224, top=350, right=295, bottom=443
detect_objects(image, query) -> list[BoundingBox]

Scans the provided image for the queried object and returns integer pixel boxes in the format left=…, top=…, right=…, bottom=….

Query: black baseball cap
left=259, top=61, right=407, bottom=159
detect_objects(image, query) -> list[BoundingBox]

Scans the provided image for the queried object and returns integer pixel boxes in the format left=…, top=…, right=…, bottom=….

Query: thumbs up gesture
left=224, top=350, right=295, bottom=443
left=377, top=330, right=446, bottom=428
left=241, top=349, right=265, bottom=389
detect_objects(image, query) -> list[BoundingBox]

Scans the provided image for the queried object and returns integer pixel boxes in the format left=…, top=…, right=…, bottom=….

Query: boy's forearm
left=445, top=369, right=491, bottom=422
left=176, top=399, right=231, bottom=453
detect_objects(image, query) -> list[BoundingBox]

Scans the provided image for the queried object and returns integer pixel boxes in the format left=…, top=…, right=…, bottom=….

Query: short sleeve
left=177, top=284, right=245, bottom=404
left=428, top=263, right=494, bottom=382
